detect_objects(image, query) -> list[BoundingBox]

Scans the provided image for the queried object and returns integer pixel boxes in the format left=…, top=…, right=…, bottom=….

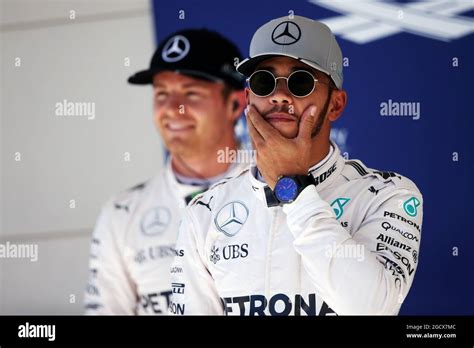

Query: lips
left=265, top=113, right=296, bottom=123
left=165, top=123, right=195, bottom=131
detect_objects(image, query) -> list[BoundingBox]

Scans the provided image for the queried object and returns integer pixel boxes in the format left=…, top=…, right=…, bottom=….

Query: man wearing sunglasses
left=84, top=29, right=248, bottom=315
left=169, top=16, right=423, bottom=315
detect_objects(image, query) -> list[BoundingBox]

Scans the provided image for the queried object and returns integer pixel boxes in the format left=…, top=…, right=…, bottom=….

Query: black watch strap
left=295, top=174, right=316, bottom=189
left=265, top=186, right=280, bottom=207
left=265, top=174, right=316, bottom=207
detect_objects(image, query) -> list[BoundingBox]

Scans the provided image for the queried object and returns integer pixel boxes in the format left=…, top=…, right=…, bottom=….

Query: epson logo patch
left=169, top=301, right=185, bottom=315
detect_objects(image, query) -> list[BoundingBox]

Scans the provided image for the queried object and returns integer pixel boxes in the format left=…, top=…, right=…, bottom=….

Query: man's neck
left=308, top=138, right=331, bottom=170
left=171, top=142, right=238, bottom=179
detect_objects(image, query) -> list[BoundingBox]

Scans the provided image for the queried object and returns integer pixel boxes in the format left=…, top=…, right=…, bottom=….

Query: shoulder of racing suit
left=103, top=179, right=150, bottom=216
left=188, top=168, right=250, bottom=207
left=93, top=175, right=159, bottom=243
left=332, top=158, right=423, bottom=243
left=341, top=159, right=420, bottom=192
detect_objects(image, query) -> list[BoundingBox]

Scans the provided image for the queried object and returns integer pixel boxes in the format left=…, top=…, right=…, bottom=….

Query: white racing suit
left=169, top=142, right=423, bottom=315
left=84, top=159, right=247, bottom=314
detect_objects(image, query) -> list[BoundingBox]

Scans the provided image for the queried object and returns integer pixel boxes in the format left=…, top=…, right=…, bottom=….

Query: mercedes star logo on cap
left=271, top=21, right=301, bottom=45
left=161, top=35, right=190, bottom=63
left=214, top=201, right=249, bottom=237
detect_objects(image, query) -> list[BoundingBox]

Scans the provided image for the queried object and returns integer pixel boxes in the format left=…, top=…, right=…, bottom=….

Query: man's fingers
left=297, top=105, right=317, bottom=140
left=247, top=105, right=278, bottom=140
left=246, top=111, right=264, bottom=147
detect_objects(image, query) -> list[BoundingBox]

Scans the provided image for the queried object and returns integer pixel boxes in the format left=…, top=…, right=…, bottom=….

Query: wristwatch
left=265, top=174, right=316, bottom=207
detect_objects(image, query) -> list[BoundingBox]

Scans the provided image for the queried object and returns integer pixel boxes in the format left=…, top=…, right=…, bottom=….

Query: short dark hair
left=328, top=78, right=338, bottom=91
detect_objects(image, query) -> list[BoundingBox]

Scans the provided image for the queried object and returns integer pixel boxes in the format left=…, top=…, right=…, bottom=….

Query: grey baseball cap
left=236, top=15, right=343, bottom=89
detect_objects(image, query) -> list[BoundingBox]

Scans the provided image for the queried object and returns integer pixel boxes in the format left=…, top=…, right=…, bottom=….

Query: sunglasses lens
left=288, top=71, right=315, bottom=97
left=249, top=71, right=275, bottom=96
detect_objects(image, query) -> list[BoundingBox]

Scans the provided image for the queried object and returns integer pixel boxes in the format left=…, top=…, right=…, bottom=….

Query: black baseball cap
left=128, top=29, right=245, bottom=89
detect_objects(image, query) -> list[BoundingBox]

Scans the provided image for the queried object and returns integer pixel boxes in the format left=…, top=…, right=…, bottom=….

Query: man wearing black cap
left=169, top=16, right=423, bottom=315
left=84, top=29, right=248, bottom=314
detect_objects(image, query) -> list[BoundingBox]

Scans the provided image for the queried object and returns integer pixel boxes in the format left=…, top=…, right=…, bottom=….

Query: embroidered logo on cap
left=271, top=21, right=301, bottom=45
left=162, top=35, right=190, bottom=63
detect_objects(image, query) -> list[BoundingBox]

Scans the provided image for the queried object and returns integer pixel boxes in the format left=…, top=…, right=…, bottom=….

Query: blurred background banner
left=152, top=0, right=474, bottom=315
left=1, top=0, right=473, bottom=314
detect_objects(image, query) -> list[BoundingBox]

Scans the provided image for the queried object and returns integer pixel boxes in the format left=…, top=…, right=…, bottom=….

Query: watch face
left=274, top=177, right=298, bottom=203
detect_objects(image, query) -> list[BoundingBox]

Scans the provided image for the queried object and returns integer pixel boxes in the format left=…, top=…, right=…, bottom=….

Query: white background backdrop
left=1, top=0, right=162, bottom=314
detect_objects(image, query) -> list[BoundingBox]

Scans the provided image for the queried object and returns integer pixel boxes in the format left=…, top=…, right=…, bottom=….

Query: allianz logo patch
left=310, top=0, right=474, bottom=44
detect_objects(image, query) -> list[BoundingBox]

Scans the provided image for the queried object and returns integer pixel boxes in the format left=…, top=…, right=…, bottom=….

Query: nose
left=271, top=78, right=293, bottom=105
left=161, top=94, right=183, bottom=118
